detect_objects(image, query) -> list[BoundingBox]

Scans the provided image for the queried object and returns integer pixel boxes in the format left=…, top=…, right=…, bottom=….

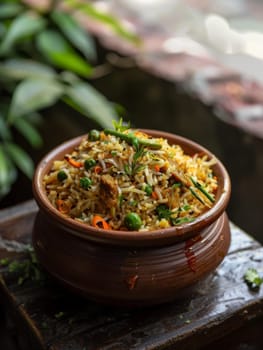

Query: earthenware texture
left=32, top=130, right=231, bottom=306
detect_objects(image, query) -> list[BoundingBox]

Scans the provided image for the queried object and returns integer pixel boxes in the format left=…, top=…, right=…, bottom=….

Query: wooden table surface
left=0, top=200, right=263, bottom=350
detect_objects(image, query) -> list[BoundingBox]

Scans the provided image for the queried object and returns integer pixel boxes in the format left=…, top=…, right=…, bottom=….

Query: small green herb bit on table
left=244, top=268, right=263, bottom=290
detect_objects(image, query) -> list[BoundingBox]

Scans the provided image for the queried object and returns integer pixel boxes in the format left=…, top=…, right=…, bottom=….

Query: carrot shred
left=92, top=215, right=110, bottom=229
left=64, top=155, right=83, bottom=168
left=56, top=199, right=70, bottom=214
left=126, top=275, right=139, bottom=290
left=154, top=165, right=160, bottom=172
left=151, top=191, right=158, bottom=200
left=94, top=165, right=102, bottom=174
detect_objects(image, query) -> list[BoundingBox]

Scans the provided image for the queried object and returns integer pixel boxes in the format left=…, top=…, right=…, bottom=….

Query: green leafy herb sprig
left=190, top=177, right=215, bottom=203
left=244, top=268, right=263, bottom=291
left=0, top=248, right=46, bottom=286
left=112, top=118, right=130, bottom=132
left=156, top=204, right=194, bottom=226
left=124, top=146, right=146, bottom=176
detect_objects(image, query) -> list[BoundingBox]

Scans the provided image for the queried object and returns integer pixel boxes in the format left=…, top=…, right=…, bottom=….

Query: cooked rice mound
left=43, top=129, right=218, bottom=231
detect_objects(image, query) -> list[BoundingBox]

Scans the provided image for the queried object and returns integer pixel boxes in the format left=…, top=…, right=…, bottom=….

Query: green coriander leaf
left=244, top=268, right=263, bottom=290
left=0, top=258, right=9, bottom=266
left=156, top=204, right=171, bottom=220
left=113, top=118, right=130, bottom=132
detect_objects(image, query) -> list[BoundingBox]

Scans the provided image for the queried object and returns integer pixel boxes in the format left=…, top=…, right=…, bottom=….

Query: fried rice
left=43, top=128, right=218, bottom=231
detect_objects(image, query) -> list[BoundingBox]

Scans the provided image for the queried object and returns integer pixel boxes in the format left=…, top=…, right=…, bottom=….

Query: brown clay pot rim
left=33, top=129, right=231, bottom=245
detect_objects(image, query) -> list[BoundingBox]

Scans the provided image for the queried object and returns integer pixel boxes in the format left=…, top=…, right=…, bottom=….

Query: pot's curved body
left=33, top=211, right=230, bottom=306
left=32, top=130, right=231, bottom=306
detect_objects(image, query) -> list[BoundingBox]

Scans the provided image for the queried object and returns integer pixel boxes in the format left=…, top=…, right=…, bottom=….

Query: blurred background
left=0, top=0, right=262, bottom=244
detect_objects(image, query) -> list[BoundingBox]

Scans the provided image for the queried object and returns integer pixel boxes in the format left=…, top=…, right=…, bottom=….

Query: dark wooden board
left=0, top=200, right=263, bottom=350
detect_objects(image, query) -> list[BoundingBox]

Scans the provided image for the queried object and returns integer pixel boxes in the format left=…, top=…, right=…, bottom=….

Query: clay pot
left=32, top=130, right=231, bottom=306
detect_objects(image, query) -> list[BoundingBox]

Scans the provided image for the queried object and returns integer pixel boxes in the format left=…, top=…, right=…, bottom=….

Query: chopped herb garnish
left=124, top=146, right=146, bottom=176
left=156, top=204, right=171, bottom=220
left=113, top=118, right=130, bottom=132
left=80, top=177, right=92, bottom=189
left=182, top=204, right=191, bottom=211
left=118, top=194, right=124, bottom=208
left=171, top=217, right=194, bottom=225
left=41, top=321, right=48, bottom=329
left=189, top=187, right=205, bottom=205
left=172, top=182, right=182, bottom=189
left=57, top=170, right=68, bottom=182
left=54, top=311, right=65, bottom=319
left=129, top=200, right=138, bottom=207
left=244, top=268, right=263, bottom=290
left=0, top=258, right=9, bottom=266
left=156, top=204, right=194, bottom=226
left=5, top=248, right=46, bottom=286
left=190, top=177, right=215, bottom=203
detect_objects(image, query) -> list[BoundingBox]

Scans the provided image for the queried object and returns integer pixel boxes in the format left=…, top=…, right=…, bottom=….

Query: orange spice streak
left=126, top=275, right=139, bottom=290
left=151, top=191, right=158, bottom=200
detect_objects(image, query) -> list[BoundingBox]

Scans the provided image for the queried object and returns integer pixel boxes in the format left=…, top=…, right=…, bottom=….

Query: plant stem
left=104, top=129, right=161, bottom=149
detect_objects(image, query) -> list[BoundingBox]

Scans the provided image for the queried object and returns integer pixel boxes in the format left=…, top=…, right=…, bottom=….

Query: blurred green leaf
left=0, top=144, right=10, bottom=197
left=113, top=103, right=127, bottom=119
left=0, top=23, right=6, bottom=39
left=0, top=143, right=17, bottom=199
left=65, top=81, right=117, bottom=128
left=0, top=3, right=24, bottom=19
left=5, top=142, right=34, bottom=178
left=62, top=96, right=86, bottom=116
left=60, top=71, right=80, bottom=85
left=51, top=10, right=96, bottom=62
left=0, top=59, right=56, bottom=80
left=36, top=29, right=93, bottom=77
left=8, top=77, right=63, bottom=123
left=14, top=118, right=43, bottom=148
left=24, top=112, right=43, bottom=127
left=65, top=0, right=140, bottom=44
left=0, top=11, right=46, bottom=54
left=0, top=113, right=12, bottom=140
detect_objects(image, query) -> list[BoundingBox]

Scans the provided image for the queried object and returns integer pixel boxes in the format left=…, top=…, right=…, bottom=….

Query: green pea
left=144, top=184, right=153, bottom=196
left=84, top=159, right=96, bottom=170
left=124, top=213, right=142, bottom=231
left=88, top=129, right=100, bottom=141
left=80, top=177, right=92, bottom=189
left=57, top=170, right=68, bottom=182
